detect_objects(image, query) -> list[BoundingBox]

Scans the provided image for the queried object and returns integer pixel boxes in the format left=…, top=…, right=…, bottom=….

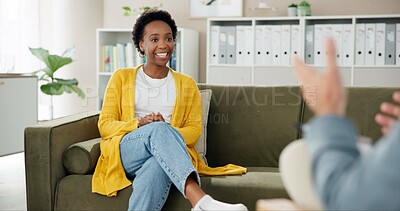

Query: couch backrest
left=302, top=87, right=400, bottom=143
left=198, top=85, right=303, bottom=168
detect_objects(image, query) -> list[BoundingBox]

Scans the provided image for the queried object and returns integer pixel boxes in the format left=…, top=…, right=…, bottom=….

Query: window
left=0, top=0, right=40, bottom=73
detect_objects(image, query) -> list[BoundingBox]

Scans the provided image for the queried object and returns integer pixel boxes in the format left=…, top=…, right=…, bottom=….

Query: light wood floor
left=0, top=152, right=26, bottom=210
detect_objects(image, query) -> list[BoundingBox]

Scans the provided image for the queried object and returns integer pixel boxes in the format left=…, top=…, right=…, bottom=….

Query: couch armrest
left=24, top=111, right=100, bottom=211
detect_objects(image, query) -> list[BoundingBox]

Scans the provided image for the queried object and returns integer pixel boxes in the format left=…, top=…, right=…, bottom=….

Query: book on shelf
left=116, top=43, right=126, bottom=68
left=125, top=43, right=134, bottom=67
left=100, top=43, right=146, bottom=72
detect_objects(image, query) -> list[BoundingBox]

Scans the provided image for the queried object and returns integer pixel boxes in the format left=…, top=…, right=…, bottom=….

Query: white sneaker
left=192, top=195, right=248, bottom=211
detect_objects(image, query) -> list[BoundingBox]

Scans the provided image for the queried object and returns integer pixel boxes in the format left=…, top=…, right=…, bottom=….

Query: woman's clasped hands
left=137, top=112, right=165, bottom=127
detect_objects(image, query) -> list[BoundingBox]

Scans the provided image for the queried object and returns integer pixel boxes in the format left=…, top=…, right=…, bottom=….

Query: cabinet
left=0, top=74, right=37, bottom=156
left=207, top=15, right=400, bottom=87
left=96, top=28, right=199, bottom=109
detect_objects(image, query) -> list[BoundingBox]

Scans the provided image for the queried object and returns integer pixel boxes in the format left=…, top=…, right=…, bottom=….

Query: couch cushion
left=198, top=85, right=302, bottom=168
left=62, top=138, right=101, bottom=175
left=196, top=89, right=212, bottom=164
left=54, top=167, right=288, bottom=211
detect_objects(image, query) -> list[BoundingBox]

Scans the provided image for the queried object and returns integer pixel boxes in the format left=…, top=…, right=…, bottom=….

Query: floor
left=0, top=152, right=26, bottom=210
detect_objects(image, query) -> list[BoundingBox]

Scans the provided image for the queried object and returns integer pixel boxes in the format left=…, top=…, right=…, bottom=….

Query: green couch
left=25, top=85, right=397, bottom=211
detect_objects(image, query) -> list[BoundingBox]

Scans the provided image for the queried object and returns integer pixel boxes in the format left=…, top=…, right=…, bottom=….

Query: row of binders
left=100, top=43, right=145, bottom=72
left=211, top=23, right=400, bottom=67
left=209, top=25, right=301, bottom=66
left=306, top=23, right=400, bottom=66
left=305, top=24, right=354, bottom=66
left=354, top=23, right=400, bottom=66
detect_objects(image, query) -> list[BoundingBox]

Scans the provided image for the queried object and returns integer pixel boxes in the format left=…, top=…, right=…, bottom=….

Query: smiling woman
left=92, top=9, right=248, bottom=211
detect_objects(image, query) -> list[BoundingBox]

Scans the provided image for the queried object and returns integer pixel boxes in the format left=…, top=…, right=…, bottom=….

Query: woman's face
left=139, top=20, right=174, bottom=68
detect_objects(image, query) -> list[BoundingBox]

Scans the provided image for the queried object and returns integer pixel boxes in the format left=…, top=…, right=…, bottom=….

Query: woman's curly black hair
left=132, top=9, right=177, bottom=56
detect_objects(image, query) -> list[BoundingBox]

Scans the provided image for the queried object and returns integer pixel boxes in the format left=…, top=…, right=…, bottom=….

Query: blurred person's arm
left=293, top=37, right=400, bottom=210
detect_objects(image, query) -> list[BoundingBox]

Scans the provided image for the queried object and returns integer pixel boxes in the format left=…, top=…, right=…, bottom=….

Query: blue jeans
left=120, top=122, right=200, bottom=211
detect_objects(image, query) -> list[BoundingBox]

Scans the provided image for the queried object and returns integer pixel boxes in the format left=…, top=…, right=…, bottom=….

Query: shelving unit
left=96, top=28, right=199, bottom=109
left=352, top=16, right=400, bottom=87
left=207, top=15, right=400, bottom=87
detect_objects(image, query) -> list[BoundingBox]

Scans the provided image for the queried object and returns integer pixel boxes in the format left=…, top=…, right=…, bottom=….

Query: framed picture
left=189, top=0, right=243, bottom=18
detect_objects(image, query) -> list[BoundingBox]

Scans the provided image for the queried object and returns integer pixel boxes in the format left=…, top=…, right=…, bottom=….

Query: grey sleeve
left=305, top=115, right=400, bottom=210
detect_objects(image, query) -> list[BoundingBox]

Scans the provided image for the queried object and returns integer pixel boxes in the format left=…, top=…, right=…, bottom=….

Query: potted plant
left=122, top=4, right=163, bottom=16
left=29, top=46, right=85, bottom=119
left=288, top=3, right=297, bottom=17
left=297, top=0, right=311, bottom=16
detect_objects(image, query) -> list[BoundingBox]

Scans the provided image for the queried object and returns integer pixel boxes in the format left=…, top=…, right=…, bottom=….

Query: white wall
left=39, top=0, right=103, bottom=119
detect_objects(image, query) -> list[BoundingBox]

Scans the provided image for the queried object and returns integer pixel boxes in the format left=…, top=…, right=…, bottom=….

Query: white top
left=134, top=67, right=176, bottom=123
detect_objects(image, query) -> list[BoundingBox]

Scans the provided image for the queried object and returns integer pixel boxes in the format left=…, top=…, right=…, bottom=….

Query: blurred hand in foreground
left=292, top=37, right=347, bottom=117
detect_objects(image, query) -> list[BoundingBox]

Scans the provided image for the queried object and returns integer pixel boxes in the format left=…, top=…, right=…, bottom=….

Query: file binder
left=323, top=24, right=334, bottom=37
left=314, top=24, right=324, bottom=65
left=332, top=24, right=343, bottom=66
left=375, top=23, right=386, bottom=66
left=385, top=24, right=396, bottom=65
left=226, top=26, right=236, bottom=64
left=255, top=25, right=265, bottom=65
left=291, top=24, right=301, bottom=64
left=281, top=25, right=291, bottom=65
left=264, top=25, right=273, bottom=65
left=272, top=25, right=282, bottom=65
left=396, top=24, right=400, bottom=66
left=210, top=25, right=220, bottom=64
left=305, top=25, right=314, bottom=64
left=218, top=26, right=228, bottom=64
left=323, top=24, right=334, bottom=65
left=355, top=23, right=366, bottom=65
left=244, top=25, right=254, bottom=65
left=365, top=23, right=376, bottom=65
left=342, top=24, right=353, bottom=66
left=236, top=25, right=246, bottom=65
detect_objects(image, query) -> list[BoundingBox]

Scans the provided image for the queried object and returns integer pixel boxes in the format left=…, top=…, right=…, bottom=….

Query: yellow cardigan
left=92, top=65, right=247, bottom=197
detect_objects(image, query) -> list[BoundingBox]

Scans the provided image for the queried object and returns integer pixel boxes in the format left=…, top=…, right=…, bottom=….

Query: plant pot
left=288, top=7, right=297, bottom=17
left=297, top=6, right=311, bottom=16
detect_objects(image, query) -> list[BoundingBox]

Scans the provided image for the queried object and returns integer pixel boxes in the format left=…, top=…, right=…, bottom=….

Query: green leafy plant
left=288, top=3, right=297, bottom=8
left=298, top=0, right=310, bottom=7
left=29, top=47, right=85, bottom=99
left=297, top=0, right=311, bottom=16
left=122, top=4, right=163, bottom=16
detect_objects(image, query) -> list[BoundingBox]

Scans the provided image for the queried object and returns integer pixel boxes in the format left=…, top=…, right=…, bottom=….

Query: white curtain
left=0, top=0, right=40, bottom=73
